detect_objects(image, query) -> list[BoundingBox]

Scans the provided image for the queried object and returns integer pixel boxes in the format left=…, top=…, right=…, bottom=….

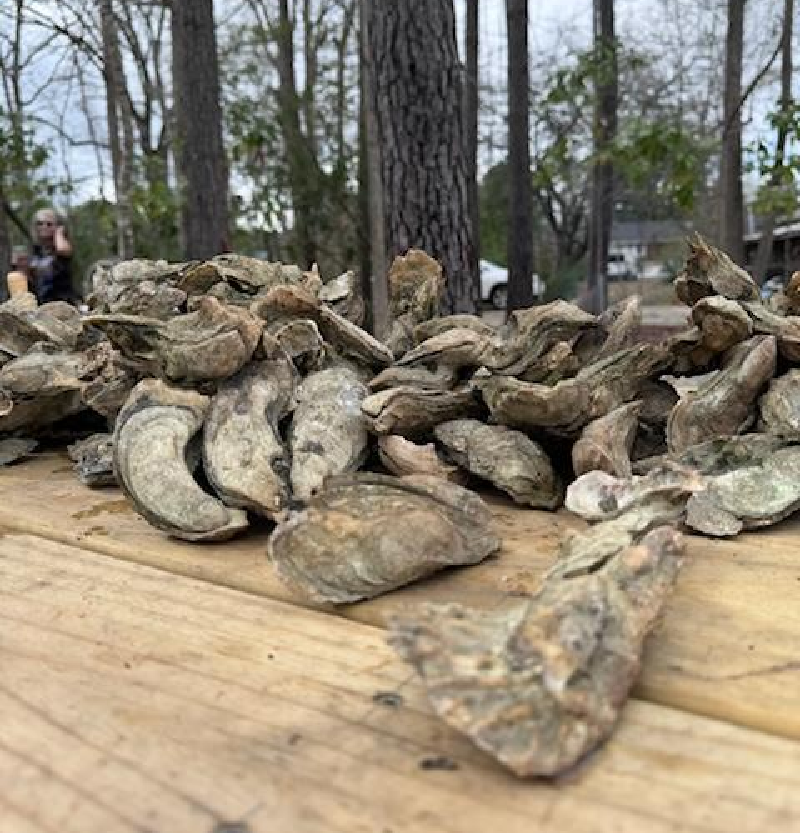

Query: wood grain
left=2, top=532, right=800, bottom=833
left=2, top=454, right=800, bottom=739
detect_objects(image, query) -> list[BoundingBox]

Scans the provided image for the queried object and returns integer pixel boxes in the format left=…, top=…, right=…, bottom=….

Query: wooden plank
left=2, top=453, right=800, bottom=740
left=2, top=532, right=800, bottom=833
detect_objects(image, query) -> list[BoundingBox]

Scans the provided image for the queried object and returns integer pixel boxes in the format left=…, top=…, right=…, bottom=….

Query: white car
left=480, top=259, right=544, bottom=309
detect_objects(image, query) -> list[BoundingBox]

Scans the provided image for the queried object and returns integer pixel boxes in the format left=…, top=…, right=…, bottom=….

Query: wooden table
left=2, top=452, right=799, bottom=832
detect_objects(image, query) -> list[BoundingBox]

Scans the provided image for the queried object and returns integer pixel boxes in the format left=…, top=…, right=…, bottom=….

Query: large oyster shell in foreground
left=203, top=358, right=296, bottom=518
left=390, top=527, right=685, bottom=777
left=268, top=474, right=500, bottom=603
left=114, top=379, right=248, bottom=541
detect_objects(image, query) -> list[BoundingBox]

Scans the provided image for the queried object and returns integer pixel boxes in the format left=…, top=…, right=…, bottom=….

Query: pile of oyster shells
left=3, top=237, right=800, bottom=778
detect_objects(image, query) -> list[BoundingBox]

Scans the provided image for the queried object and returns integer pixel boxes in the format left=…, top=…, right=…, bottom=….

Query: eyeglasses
left=36, top=220, right=55, bottom=227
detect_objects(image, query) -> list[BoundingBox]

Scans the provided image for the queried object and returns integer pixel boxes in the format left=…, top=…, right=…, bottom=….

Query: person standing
left=7, top=207, right=78, bottom=304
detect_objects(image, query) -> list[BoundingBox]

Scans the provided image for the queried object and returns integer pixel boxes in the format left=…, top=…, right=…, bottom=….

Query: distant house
left=609, top=219, right=691, bottom=279
left=744, top=221, right=800, bottom=283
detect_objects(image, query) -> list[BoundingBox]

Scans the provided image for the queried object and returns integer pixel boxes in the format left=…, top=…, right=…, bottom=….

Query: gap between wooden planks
left=1, top=531, right=800, bottom=833
left=2, top=454, right=800, bottom=741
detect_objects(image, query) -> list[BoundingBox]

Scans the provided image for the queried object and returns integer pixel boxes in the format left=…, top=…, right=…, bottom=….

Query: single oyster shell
left=631, top=379, right=679, bottom=461
left=572, top=401, right=642, bottom=479
left=67, top=433, right=116, bottom=487
left=685, top=446, right=800, bottom=536
left=759, top=369, right=800, bottom=437
left=596, top=295, right=642, bottom=358
left=565, top=466, right=705, bottom=522
left=742, top=302, right=800, bottom=362
left=666, top=335, right=777, bottom=453
left=368, top=363, right=457, bottom=392
left=397, top=328, right=491, bottom=371
left=434, top=419, right=562, bottom=508
left=0, top=437, right=38, bottom=466
left=386, top=250, right=446, bottom=356
left=203, top=358, right=296, bottom=518
left=361, top=385, right=484, bottom=437
left=674, top=234, right=759, bottom=306
left=289, top=364, right=370, bottom=501
left=269, top=473, right=500, bottom=603
left=389, top=527, right=686, bottom=777
left=114, top=379, right=248, bottom=541
left=268, top=319, right=327, bottom=374
left=86, top=297, right=263, bottom=383
left=414, top=314, right=495, bottom=343
left=633, top=433, right=790, bottom=476
left=377, top=435, right=463, bottom=482
left=691, top=296, right=752, bottom=353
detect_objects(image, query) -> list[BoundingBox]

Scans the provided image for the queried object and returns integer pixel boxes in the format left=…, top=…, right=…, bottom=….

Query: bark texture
left=465, top=0, right=480, bottom=296
left=587, top=0, right=617, bottom=313
left=171, top=0, right=229, bottom=259
left=364, top=0, right=476, bottom=315
left=720, top=0, right=746, bottom=265
left=506, top=0, right=534, bottom=312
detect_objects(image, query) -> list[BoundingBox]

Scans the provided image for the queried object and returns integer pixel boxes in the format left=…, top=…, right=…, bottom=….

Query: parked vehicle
left=760, top=276, right=784, bottom=301
left=607, top=253, right=637, bottom=282
left=480, top=259, right=545, bottom=309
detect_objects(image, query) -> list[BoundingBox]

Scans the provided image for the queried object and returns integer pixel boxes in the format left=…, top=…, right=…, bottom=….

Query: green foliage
left=67, top=198, right=117, bottom=291
left=543, top=256, right=585, bottom=303
left=479, top=162, right=509, bottom=267
left=747, top=102, right=800, bottom=219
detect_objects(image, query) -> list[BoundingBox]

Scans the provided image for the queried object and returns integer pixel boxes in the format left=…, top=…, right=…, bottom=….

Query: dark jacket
left=30, top=244, right=77, bottom=304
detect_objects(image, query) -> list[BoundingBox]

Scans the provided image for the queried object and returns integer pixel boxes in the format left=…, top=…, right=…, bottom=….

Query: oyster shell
left=86, top=297, right=263, bottom=383
left=67, top=433, right=115, bottom=487
left=377, top=435, right=463, bottom=482
left=361, top=385, right=484, bottom=437
left=631, top=379, right=679, bottom=461
left=691, top=296, right=752, bottom=353
left=268, top=319, right=327, bottom=374
left=289, top=364, right=370, bottom=501
left=666, top=335, right=777, bottom=453
left=203, top=358, right=296, bottom=518
left=414, top=314, right=495, bottom=343
left=742, top=302, right=800, bottom=362
left=596, top=295, right=642, bottom=358
left=268, top=473, right=500, bottom=603
left=253, top=285, right=393, bottom=368
left=389, top=526, right=686, bottom=777
left=759, top=369, right=800, bottom=438
left=633, top=433, right=789, bottom=476
left=674, top=234, right=759, bottom=306
left=0, top=437, right=38, bottom=466
left=685, top=446, right=800, bottom=536
left=114, top=379, right=248, bottom=541
left=397, top=328, right=491, bottom=371
left=565, top=465, right=704, bottom=522
left=572, top=401, right=642, bottom=479
left=368, top=363, right=457, bottom=392
left=0, top=299, right=83, bottom=357
left=434, top=419, right=562, bottom=508
left=385, top=250, right=445, bottom=356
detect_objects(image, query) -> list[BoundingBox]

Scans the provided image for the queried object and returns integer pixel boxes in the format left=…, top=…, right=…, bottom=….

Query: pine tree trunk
left=506, top=0, right=534, bottom=313
left=753, top=0, right=793, bottom=283
left=364, top=0, right=477, bottom=315
left=172, top=0, right=229, bottom=259
left=465, top=0, right=480, bottom=295
left=587, top=0, right=616, bottom=314
left=720, top=0, right=746, bottom=265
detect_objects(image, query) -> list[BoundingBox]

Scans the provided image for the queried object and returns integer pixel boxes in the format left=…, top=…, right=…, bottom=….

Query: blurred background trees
left=0, top=0, right=796, bottom=315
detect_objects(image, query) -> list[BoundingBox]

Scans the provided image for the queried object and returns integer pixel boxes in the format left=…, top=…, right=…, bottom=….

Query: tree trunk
left=506, top=0, right=534, bottom=312
left=365, top=0, right=477, bottom=315
left=587, top=0, right=617, bottom=314
left=0, top=199, right=10, bottom=301
left=360, top=0, right=388, bottom=335
left=172, top=0, right=229, bottom=259
left=275, top=0, right=318, bottom=268
left=720, top=0, right=746, bottom=264
left=465, top=0, right=480, bottom=296
left=99, top=0, right=135, bottom=259
left=753, top=0, right=793, bottom=283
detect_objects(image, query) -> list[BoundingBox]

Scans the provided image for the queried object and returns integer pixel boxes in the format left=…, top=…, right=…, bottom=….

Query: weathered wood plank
left=2, top=454, right=800, bottom=739
left=2, top=532, right=800, bottom=833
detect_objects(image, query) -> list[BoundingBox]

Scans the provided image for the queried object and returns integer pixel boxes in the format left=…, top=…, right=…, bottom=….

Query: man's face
left=35, top=210, right=57, bottom=242
left=11, top=250, right=29, bottom=270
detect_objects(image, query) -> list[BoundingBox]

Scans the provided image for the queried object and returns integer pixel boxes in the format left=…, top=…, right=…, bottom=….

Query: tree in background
left=753, top=0, right=795, bottom=282
left=464, top=0, right=480, bottom=293
left=720, top=0, right=745, bottom=265
left=587, top=0, right=617, bottom=313
left=172, top=0, right=229, bottom=258
left=505, top=0, right=534, bottom=312
left=364, top=0, right=476, bottom=315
